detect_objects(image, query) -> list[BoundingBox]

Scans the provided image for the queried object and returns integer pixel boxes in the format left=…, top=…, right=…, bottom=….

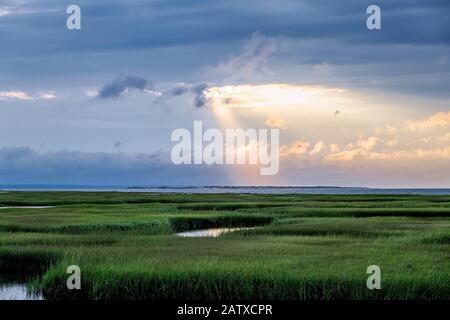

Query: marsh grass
left=0, top=192, right=448, bottom=300
left=37, top=267, right=449, bottom=300
left=0, top=248, right=61, bottom=274
left=0, top=221, right=173, bottom=235
left=31, top=236, right=450, bottom=300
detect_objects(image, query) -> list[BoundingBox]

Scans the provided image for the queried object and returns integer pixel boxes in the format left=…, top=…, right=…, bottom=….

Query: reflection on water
left=176, top=227, right=256, bottom=238
left=0, top=280, right=43, bottom=300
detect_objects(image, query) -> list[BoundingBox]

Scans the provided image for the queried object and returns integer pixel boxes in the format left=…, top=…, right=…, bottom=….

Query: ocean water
left=1, top=185, right=450, bottom=195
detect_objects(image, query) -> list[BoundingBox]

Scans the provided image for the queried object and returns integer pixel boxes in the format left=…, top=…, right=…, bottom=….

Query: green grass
left=0, top=192, right=449, bottom=300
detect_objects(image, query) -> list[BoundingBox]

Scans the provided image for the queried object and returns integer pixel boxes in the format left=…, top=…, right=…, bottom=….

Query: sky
left=0, top=0, right=449, bottom=187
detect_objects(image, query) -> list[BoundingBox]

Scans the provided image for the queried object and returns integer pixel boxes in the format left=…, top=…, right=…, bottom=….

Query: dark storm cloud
left=0, top=0, right=447, bottom=59
left=164, top=83, right=209, bottom=107
left=191, top=83, right=209, bottom=108
left=0, top=147, right=230, bottom=185
left=0, top=0, right=447, bottom=82
left=0, top=0, right=447, bottom=97
left=97, top=75, right=151, bottom=99
left=167, top=85, right=189, bottom=97
left=0, top=0, right=447, bottom=95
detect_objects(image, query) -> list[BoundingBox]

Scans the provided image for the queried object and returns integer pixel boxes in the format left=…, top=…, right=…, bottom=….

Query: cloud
left=0, top=6, right=12, bottom=17
left=39, top=91, right=56, bottom=100
left=324, top=146, right=450, bottom=163
left=97, top=75, right=152, bottom=99
left=0, top=90, right=58, bottom=101
left=191, top=83, right=209, bottom=107
left=0, top=90, right=33, bottom=100
left=1, top=1, right=448, bottom=101
left=0, top=147, right=230, bottom=185
left=85, top=89, right=99, bottom=97
left=330, top=144, right=339, bottom=153
left=203, top=84, right=346, bottom=109
left=265, top=117, right=285, bottom=129
left=309, top=141, right=326, bottom=155
left=0, top=5, right=57, bottom=17
left=280, top=140, right=310, bottom=157
left=357, top=137, right=378, bottom=151
left=163, top=83, right=210, bottom=108
left=166, top=85, right=190, bottom=97
left=307, top=110, right=450, bottom=165
left=437, top=132, right=450, bottom=144
left=207, top=32, right=279, bottom=82
left=407, top=111, right=450, bottom=130
left=277, top=109, right=450, bottom=167
left=375, top=124, right=398, bottom=136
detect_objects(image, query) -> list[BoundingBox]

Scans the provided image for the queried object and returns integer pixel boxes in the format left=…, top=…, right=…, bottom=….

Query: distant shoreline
left=1, top=185, right=450, bottom=195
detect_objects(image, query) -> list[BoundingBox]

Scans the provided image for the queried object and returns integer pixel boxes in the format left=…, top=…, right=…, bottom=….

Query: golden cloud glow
left=357, top=137, right=378, bottom=151
left=265, top=117, right=285, bottom=128
left=324, top=146, right=450, bottom=163
left=309, top=141, right=326, bottom=155
left=0, top=90, right=33, bottom=100
left=203, top=82, right=449, bottom=185
left=203, top=84, right=346, bottom=109
left=407, top=111, right=450, bottom=130
left=280, top=140, right=311, bottom=157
